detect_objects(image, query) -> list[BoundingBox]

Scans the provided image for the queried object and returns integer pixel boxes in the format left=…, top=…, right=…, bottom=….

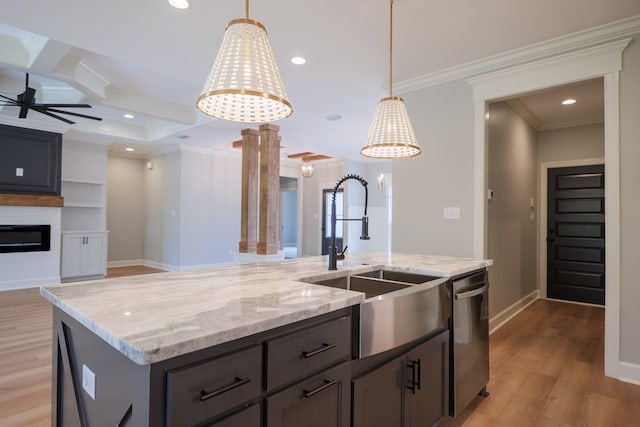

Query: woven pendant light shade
left=360, top=96, right=421, bottom=159
left=196, top=18, right=292, bottom=123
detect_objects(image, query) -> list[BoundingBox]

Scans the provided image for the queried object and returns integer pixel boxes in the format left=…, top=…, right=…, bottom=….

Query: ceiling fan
left=0, top=73, right=102, bottom=124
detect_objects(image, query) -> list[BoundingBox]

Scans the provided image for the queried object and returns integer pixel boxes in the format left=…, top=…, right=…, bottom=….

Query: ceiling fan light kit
left=361, top=0, right=421, bottom=159
left=196, top=0, right=292, bottom=123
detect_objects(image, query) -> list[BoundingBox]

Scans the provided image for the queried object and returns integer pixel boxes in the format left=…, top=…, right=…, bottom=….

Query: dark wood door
left=547, top=165, right=605, bottom=305
left=407, top=331, right=449, bottom=427
left=266, top=362, right=350, bottom=427
left=321, top=189, right=344, bottom=255
left=352, top=353, right=405, bottom=427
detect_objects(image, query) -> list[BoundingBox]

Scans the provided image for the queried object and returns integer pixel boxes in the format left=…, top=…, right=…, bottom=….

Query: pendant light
left=196, top=0, right=292, bottom=123
left=361, top=0, right=420, bottom=159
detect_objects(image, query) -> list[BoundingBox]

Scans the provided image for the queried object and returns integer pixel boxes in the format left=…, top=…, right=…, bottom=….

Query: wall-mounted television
left=0, top=124, right=62, bottom=196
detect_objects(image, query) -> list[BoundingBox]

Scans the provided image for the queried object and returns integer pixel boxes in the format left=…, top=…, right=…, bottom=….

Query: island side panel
left=51, top=307, right=151, bottom=426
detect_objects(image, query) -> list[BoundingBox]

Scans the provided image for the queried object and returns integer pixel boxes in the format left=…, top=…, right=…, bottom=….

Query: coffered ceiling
left=0, top=1, right=638, bottom=159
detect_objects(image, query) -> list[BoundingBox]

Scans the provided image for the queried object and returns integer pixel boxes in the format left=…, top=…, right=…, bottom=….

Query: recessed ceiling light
left=562, top=99, right=576, bottom=105
left=169, top=0, right=189, bottom=9
left=291, top=56, right=306, bottom=65
left=124, top=113, right=134, bottom=119
left=125, top=147, right=135, bottom=152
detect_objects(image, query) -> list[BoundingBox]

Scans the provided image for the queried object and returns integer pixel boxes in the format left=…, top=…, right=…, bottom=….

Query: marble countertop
left=40, top=253, right=491, bottom=365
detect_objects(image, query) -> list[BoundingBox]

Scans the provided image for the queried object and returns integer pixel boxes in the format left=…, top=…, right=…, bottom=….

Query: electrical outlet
left=15, top=167, right=24, bottom=177
left=443, top=207, right=461, bottom=220
left=82, top=364, right=96, bottom=400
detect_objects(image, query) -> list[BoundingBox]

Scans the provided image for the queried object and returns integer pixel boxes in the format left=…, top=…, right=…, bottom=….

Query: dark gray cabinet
left=267, top=362, right=351, bottom=427
left=352, top=330, right=449, bottom=427
left=206, top=404, right=261, bottom=426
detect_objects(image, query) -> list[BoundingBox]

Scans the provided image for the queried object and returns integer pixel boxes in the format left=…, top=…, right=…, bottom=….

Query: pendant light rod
left=389, top=0, right=394, bottom=97
left=245, top=0, right=249, bottom=19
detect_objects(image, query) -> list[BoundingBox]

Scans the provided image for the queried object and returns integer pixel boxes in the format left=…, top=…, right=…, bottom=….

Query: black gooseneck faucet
left=328, top=174, right=370, bottom=270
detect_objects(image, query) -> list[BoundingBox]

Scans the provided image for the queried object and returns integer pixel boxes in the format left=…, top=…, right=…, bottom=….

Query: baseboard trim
left=107, top=259, right=145, bottom=268
left=544, top=297, right=605, bottom=308
left=618, top=361, right=640, bottom=386
left=489, top=290, right=540, bottom=335
left=142, top=260, right=178, bottom=272
left=0, top=276, right=61, bottom=291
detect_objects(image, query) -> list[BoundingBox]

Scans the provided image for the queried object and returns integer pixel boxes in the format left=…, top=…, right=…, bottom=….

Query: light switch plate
left=82, top=364, right=96, bottom=400
left=443, top=207, right=461, bottom=220
left=15, top=167, right=24, bottom=177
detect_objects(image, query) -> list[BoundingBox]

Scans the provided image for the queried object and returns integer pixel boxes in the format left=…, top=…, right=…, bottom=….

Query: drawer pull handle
left=303, top=379, right=337, bottom=398
left=302, top=342, right=336, bottom=359
left=199, top=377, right=251, bottom=402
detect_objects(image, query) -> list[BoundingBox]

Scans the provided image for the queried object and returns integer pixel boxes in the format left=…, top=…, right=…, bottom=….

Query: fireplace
left=0, top=225, right=51, bottom=253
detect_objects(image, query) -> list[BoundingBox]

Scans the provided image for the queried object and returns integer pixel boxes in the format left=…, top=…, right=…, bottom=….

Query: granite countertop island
left=40, top=253, right=492, bottom=365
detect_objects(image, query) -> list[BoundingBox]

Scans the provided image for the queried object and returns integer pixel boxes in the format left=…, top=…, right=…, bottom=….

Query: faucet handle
left=337, top=245, right=348, bottom=260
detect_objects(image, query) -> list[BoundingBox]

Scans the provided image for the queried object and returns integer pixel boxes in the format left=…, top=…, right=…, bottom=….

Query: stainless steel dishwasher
left=450, top=269, right=490, bottom=417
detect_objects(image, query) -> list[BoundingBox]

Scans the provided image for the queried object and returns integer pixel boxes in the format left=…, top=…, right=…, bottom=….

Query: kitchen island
left=41, top=253, right=491, bottom=426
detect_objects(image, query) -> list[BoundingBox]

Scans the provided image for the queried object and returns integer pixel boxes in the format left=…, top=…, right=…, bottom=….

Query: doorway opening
left=280, top=177, right=298, bottom=259
left=321, top=188, right=344, bottom=256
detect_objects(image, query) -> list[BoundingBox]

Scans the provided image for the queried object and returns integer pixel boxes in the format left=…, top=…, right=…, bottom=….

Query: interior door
left=547, top=164, right=605, bottom=305
left=321, top=189, right=343, bottom=255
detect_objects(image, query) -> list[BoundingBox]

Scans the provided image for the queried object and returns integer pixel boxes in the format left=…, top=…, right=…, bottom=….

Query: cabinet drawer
left=207, top=403, right=260, bottom=427
left=266, top=362, right=351, bottom=427
left=166, top=345, right=262, bottom=427
left=266, top=316, right=351, bottom=390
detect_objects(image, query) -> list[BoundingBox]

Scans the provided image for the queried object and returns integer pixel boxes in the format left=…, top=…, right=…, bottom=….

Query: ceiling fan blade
left=45, top=107, right=102, bottom=121
left=31, top=106, right=75, bottom=124
left=37, top=103, right=93, bottom=108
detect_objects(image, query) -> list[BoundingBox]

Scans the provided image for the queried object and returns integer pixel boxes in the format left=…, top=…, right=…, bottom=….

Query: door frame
left=539, top=158, right=604, bottom=302
left=467, top=38, right=630, bottom=379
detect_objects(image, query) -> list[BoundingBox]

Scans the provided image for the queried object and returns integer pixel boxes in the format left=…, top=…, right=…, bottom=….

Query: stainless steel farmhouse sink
left=300, top=268, right=450, bottom=358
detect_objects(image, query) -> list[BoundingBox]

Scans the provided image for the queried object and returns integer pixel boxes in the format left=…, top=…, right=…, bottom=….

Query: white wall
left=619, top=34, right=640, bottom=365
left=107, top=155, right=145, bottom=265
left=487, top=102, right=538, bottom=317
left=144, top=148, right=181, bottom=270
left=392, top=80, right=476, bottom=257
left=345, top=160, right=392, bottom=254
left=178, top=147, right=241, bottom=268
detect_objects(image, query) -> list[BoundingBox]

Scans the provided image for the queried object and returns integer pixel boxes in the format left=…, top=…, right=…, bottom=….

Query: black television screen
left=0, top=124, right=62, bottom=195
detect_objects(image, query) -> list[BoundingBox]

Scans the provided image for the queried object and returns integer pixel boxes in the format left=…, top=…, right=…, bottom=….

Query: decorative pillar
left=257, top=124, right=280, bottom=255
left=238, top=129, right=259, bottom=253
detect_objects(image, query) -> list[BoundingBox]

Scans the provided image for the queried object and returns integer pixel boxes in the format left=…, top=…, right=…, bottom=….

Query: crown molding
left=394, top=14, right=640, bottom=94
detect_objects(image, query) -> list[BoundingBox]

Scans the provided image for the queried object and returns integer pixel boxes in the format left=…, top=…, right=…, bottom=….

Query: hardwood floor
left=447, top=299, right=640, bottom=427
left=106, top=264, right=165, bottom=278
left=1, top=288, right=639, bottom=426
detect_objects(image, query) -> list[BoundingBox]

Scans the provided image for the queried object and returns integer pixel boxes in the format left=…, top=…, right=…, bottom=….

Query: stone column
left=238, top=129, right=259, bottom=253
left=257, top=124, right=280, bottom=255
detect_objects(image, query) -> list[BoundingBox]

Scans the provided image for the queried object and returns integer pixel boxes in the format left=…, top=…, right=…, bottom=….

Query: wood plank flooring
left=1, top=284, right=639, bottom=426
left=447, top=299, right=640, bottom=427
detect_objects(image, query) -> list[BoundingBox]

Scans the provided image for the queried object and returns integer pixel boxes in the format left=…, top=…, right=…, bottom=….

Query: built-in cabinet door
left=406, top=330, right=449, bottom=427
left=267, top=362, right=350, bottom=427
left=352, top=354, right=405, bottom=427
left=61, top=232, right=107, bottom=279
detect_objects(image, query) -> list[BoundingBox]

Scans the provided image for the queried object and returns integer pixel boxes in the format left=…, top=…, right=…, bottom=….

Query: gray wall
left=487, top=102, right=538, bottom=317
left=107, top=155, right=145, bottom=263
left=619, top=34, right=640, bottom=364
left=537, top=123, right=604, bottom=164
left=392, top=80, right=475, bottom=257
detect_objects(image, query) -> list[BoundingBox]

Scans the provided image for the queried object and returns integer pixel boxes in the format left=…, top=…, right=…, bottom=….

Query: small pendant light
left=196, top=0, right=293, bottom=123
left=361, top=0, right=420, bottom=159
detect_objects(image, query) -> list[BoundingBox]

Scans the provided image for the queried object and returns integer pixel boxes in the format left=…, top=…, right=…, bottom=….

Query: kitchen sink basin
left=300, top=267, right=451, bottom=358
